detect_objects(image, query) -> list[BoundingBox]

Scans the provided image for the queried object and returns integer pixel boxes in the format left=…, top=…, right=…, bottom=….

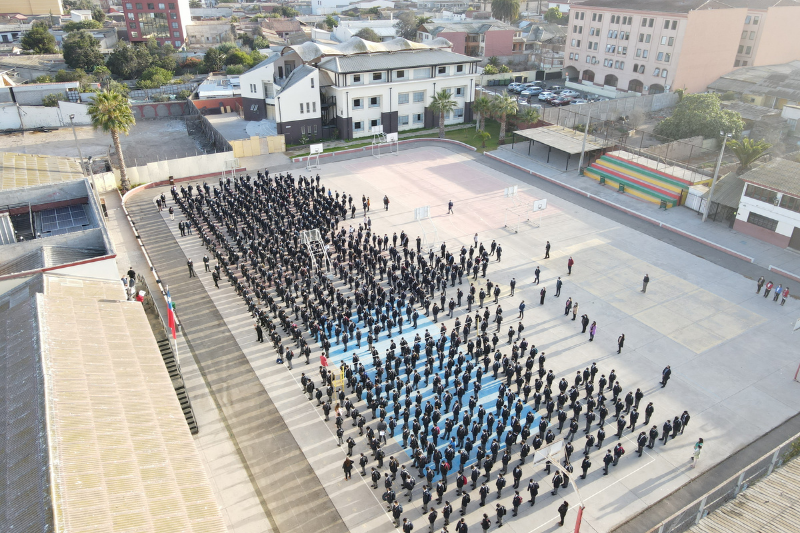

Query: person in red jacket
left=567, top=256, right=575, bottom=275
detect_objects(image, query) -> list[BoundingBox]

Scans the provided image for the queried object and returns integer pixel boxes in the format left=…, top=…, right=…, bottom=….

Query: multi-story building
left=121, top=0, right=191, bottom=49
left=239, top=36, right=480, bottom=142
left=734, top=158, right=800, bottom=251
left=562, top=0, right=800, bottom=98
left=0, top=0, right=63, bottom=16
left=418, top=20, right=518, bottom=58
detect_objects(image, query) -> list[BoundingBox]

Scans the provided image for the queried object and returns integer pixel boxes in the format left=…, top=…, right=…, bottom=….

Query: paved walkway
left=124, top=191, right=349, bottom=533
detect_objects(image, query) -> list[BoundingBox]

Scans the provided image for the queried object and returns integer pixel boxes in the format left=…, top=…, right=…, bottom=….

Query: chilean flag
left=166, top=288, right=176, bottom=339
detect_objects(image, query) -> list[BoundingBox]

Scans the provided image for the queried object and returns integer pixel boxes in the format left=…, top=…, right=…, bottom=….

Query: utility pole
left=577, top=108, right=592, bottom=173
left=702, top=131, right=732, bottom=222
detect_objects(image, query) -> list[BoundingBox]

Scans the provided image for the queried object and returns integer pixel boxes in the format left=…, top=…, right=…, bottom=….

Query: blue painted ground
left=321, top=303, right=544, bottom=478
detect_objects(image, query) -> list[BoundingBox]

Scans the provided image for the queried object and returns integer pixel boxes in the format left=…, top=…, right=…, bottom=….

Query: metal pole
left=702, top=133, right=730, bottom=222
left=577, top=109, right=592, bottom=172
left=68, top=114, right=86, bottom=174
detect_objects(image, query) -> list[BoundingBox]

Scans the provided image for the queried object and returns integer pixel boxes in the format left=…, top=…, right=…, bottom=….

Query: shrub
left=483, top=65, right=498, bottom=75
left=226, top=64, right=246, bottom=75
left=137, top=66, right=174, bottom=89
left=42, top=93, right=67, bottom=107
left=176, top=89, right=191, bottom=100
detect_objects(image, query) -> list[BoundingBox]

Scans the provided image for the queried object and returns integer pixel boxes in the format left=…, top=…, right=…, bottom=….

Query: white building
left=734, top=158, right=800, bottom=251
left=70, top=10, right=93, bottom=22
left=311, top=0, right=394, bottom=16
left=332, top=19, right=399, bottom=42
left=240, top=36, right=480, bottom=143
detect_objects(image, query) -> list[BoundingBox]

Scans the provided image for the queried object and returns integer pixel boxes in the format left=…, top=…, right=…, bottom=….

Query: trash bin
left=168, top=175, right=175, bottom=186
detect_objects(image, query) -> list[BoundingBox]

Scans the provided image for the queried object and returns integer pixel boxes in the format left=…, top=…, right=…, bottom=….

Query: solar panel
left=38, top=205, right=91, bottom=237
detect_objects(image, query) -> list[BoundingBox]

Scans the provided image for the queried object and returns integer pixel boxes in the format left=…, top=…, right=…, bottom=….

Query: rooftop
left=708, top=61, right=800, bottom=102
left=577, top=0, right=794, bottom=13
left=739, top=157, right=800, bottom=197
left=0, top=152, right=84, bottom=191
left=721, top=101, right=781, bottom=121
left=283, top=35, right=454, bottom=63
left=318, top=47, right=478, bottom=73
left=421, top=20, right=517, bottom=36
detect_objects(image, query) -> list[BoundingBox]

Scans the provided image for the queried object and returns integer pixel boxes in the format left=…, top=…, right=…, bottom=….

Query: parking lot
left=478, top=79, right=607, bottom=111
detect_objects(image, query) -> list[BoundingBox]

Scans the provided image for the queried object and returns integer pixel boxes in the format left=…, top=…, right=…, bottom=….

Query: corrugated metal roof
left=710, top=173, right=745, bottom=208
left=0, top=246, right=106, bottom=276
left=284, top=36, right=452, bottom=63
left=739, top=158, right=800, bottom=197
left=318, top=48, right=478, bottom=73
left=40, top=275, right=227, bottom=533
left=0, top=152, right=84, bottom=191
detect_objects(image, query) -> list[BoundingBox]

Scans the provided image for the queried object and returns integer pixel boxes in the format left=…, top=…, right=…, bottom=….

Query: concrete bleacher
left=584, top=152, right=694, bottom=208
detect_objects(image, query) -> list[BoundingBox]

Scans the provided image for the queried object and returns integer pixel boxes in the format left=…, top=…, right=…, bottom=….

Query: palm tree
left=516, top=107, right=540, bottom=129
left=491, top=0, right=520, bottom=23
left=87, top=90, right=136, bottom=191
left=429, top=89, right=457, bottom=139
left=473, top=94, right=492, bottom=132
left=491, top=91, right=518, bottom=144
left=416, top=15, right=432, bottom=26
left=476, top=130, right=492, bottom=152
left=726, top=138, right=771, bottom=174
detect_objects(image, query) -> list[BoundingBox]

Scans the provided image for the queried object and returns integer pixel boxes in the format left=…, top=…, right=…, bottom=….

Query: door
left=789, top=227, right=800, bottom=251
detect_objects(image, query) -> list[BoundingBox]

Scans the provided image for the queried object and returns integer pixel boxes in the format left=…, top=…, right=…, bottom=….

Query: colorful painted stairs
left=584, top=154, right=692, bottom=208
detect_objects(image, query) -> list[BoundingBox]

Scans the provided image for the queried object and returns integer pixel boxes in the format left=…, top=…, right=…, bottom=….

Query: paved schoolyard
left=155, top=145, right=800, bottom=533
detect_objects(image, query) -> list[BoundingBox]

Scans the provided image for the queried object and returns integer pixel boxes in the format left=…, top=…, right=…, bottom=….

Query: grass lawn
left=293, top=119, right=511, bottom=157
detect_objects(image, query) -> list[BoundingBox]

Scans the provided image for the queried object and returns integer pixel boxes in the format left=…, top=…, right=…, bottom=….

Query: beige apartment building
left=563, top=0, right=800, bottom=98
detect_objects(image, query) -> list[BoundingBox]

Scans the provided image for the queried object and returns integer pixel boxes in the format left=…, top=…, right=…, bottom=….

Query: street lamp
left=68, top=113, right=86, bottom=175
left=702, top=130, right=733, bottom=222
left=546, top=450, right=587, bottom=532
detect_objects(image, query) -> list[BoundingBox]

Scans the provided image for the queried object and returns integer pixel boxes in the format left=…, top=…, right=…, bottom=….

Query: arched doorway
left=581, top=69, right=595, bottom=83
left=628, top=79, right=643, bottom=93
left=603, top=74, right=618, bottom=87
left=649, top=83, right=665, bottom=95
left=564, top=66, right=579, bottom=82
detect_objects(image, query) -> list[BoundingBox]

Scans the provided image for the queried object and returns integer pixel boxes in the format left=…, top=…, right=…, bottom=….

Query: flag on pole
left=166, top=288, right=176, bottom=339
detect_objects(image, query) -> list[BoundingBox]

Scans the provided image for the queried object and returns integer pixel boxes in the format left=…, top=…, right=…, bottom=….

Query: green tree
left=653, top=93, right=744, bottom=139
left=726, top=138, right=771, bottom=174
left=487, top=56, right=499, bottom=67
left=225, top=48, right=251, bottom=66
left=516, top=106, right=540, bottom=128
left=544, top=6, right=563, bottom=24
left=473, top=94, right=492, bottom=132
left=55, top=68, right=84, bottom=82
left=203, top=48, right=224, bottom=71
left=483, top=64, right=498, bottom=75
left=63, top=30, right=103, bottom=71
left=93, top=65, right=111, bottom=88
left=273, top=5, right=298, bottom=17
left=476, top=130, right=492, bottom=151
left=416, top=15, right=432, bottom=26
left=136, top=66, right=173, bottom=88
left=34, top=75, right=54, bottom=83
left=107, top=42, right=153, bottom=79
left=21, top=22, right=58, bottom=54
left=491, top=91, right=518, bottom=144
left=91, top=6, right=106, bottom=22
left=491, top=0, right=520, bottom=23
left=325, top=15, right=338, bottom=30
left=63, top=19, right=102, bottom=32
left=87, top=90, right=135, bottom=191
left=217, top=42, right=238, bottom=54
left=355, top=27, right=381, bottom=42
left=429, top=89, right=457, bottom=139
left=226, top=64, right=246, bottom=75
left=189, top=0, right=201, bottom=6
left=498, top=64, right=511, bottom=73
left=42, top=93, right=67, bottom=107
left=394, top=11, right=419, bottom=40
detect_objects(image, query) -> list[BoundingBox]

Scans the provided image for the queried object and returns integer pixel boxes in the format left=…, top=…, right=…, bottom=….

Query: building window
left=734, top=60, right=741, bottom=67
left=664, top=19, right=670, bottom=29
left=138, top=12, right=169, bottom=38
left=742, top=61, right=748, bottom=66
left=598, top=14, right=602, bottom=22
left=738, top=45, right=744, bottom=53
left=306, top=103, right=310, bottom=113
left=745, top=46, right=751, bottom=55
left=353, top=98, right=363, bottom=109
left=172, top=31, right=179, bottom=37
left=312, top=102, right=316, bottom=112
left=125, top=2, right=132, bottom=7
left=672, top=20, right=677, bottom=30
left=131, top=31, right=138, bottom=37
left=372, top=72, right=383, bottom=81
left=398, top=92, right=409, bottom=104
left=741, top=30, right=748, bottom=39
left=170, top=12, right=176, bottom=18
left=396, top=70, right=405, bottom=78
left=301, top=126, right=305, bottom=135
left=779, top=194, right=800, bottom=213
left=413, top=91, right=425, bottom=103
left=370, top=119, right=380, bottom=128
left=455, top=87, right=464, bottom=96
left=750, top=31, right=756, bottom=40
left=648, top=18, right=653, bottom=27
left=399, top=115, right=409, bottom=126
left=147, top=3, right=154, bottom=8
left=653, top=68, right=660, bottom=76
left=414, top=68, right=431, bottom=79
left=175, top=40, right=180, bottom=47
left=310, top=78, right=314, bottom=88
left=158, top=3, right=165, bottom=8
left=413, top=113, right=423, bottom=124
left=575, top=54, right=580, bottom=61
left=169, top=2, right=174, bottom=7
left=250, top=104, right=258, bottom=111
left=369, top=96, right=380, bottom=107
left=745, top=15, right=752, bottom=24
left=171, top=22, right=178, bottom=28
left=592, top=13, right=596, bottom=21
left=661, top=69, right=668, bottom=78
left=747, top=211, right=778, bottom=231
left=300, top=103, right=304, bottom=114
left=753, top=16, right=759, bottom=24
left=438, top=66, right=447, bottom=74
left=665, top=53, right=671, bottom=62
left=643, top=50, right=648, bottom=58
left=250, top=83, right=256, bottom=92
left=645, top=34, right=651, bottom=43
left=129, top=22, right=136, bottom=28
left=354, top=121, right=363, bottom=132
left=353, top=74, right=362, bottom=84
left=661, top=36, right=667, bottom=45
left=657, top=52, right=664, bottom=61
left=639, top=64, right=645, bottom=74
left=456, top=64, right=464, bottom=72
left=745, top=184, right=778, bottom=204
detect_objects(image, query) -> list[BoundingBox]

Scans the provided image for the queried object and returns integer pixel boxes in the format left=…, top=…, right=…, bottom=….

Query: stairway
left=157, top=337, right=198, bottom=434
left=585, top=153, right=691, bottom=208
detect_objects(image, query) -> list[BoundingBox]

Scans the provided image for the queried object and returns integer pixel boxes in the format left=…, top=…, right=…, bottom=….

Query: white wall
left=277, top=70, right=321, bottom=124
left=737, top=192, right=800, bottom=238
left=0, top=101, right=92, bottom=131
left=118, top=152, right=237, bottom=186
left=0, top=103, right=21, bottom=130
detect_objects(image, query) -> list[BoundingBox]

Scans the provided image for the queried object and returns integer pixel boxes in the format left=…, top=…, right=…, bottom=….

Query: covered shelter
left=511, top=125, right=614, bottom=170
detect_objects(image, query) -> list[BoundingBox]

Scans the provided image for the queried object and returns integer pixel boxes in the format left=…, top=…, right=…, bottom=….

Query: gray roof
left=710, top=173, right=746, bottom=208
left=577, top=0, right=794, bottom=13
left=318, top=48, right=478, bottom=73
left=739, top=158, right=800, bottom=197
left=721, top=101, right=780, bottom=122
left=280, top=64, right=316, bottom=92
left=708, top=61, right=800, bottom=102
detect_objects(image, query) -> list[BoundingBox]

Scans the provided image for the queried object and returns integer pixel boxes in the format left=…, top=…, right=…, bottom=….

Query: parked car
left=560, top=89, right=581, bottom=98
left=571, top=99, right=589, bottom=105
left=549, top=85, right=564, bottom=93
left=508, top=83, right=523, bottom=93
left=538, top=91, right=555, bottom=101
left=521, top=87, right=543, bottom=97
left=550, top=97, right=572, bottom=106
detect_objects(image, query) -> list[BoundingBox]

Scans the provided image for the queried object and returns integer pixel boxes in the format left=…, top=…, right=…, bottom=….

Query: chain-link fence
left=636, top=435, right=800, bottom=533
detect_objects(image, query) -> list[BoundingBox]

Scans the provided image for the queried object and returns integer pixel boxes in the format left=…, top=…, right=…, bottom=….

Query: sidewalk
left=487, top=144, right=800, bottom=279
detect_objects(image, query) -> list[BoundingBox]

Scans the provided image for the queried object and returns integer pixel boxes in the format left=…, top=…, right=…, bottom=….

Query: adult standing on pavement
left=781, top=286, right=790, bottom=305
left=448, top=200, right=454, bottom=214
left=555, top=277, right=563, bottom=297
left=187, top=259, right=195, bottom=278
left=519, top=301, right=525, bottom=318
left=642, top=273, right=649, bottom=293
left=567, top=256, right=574, bottom=275
left=384, top=195, right=390, bottom=210
left=589, top=321, right=597, bottom=341
left=558, top=501, right=569, bottom=527
left=764, top=280, right=774, bottom=298
left=691, top=438, right=703, bottom=468
left=661, top=366, right=671, bottom=388
left=617, top=334, right=625, bottom=354
left=540, top=287, right=546, bottom=305
left=545, top=241, right=551, bottom=259
left=756, top=276, right=765, bottom=294
left=342, top=457, right=353, bottom=480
